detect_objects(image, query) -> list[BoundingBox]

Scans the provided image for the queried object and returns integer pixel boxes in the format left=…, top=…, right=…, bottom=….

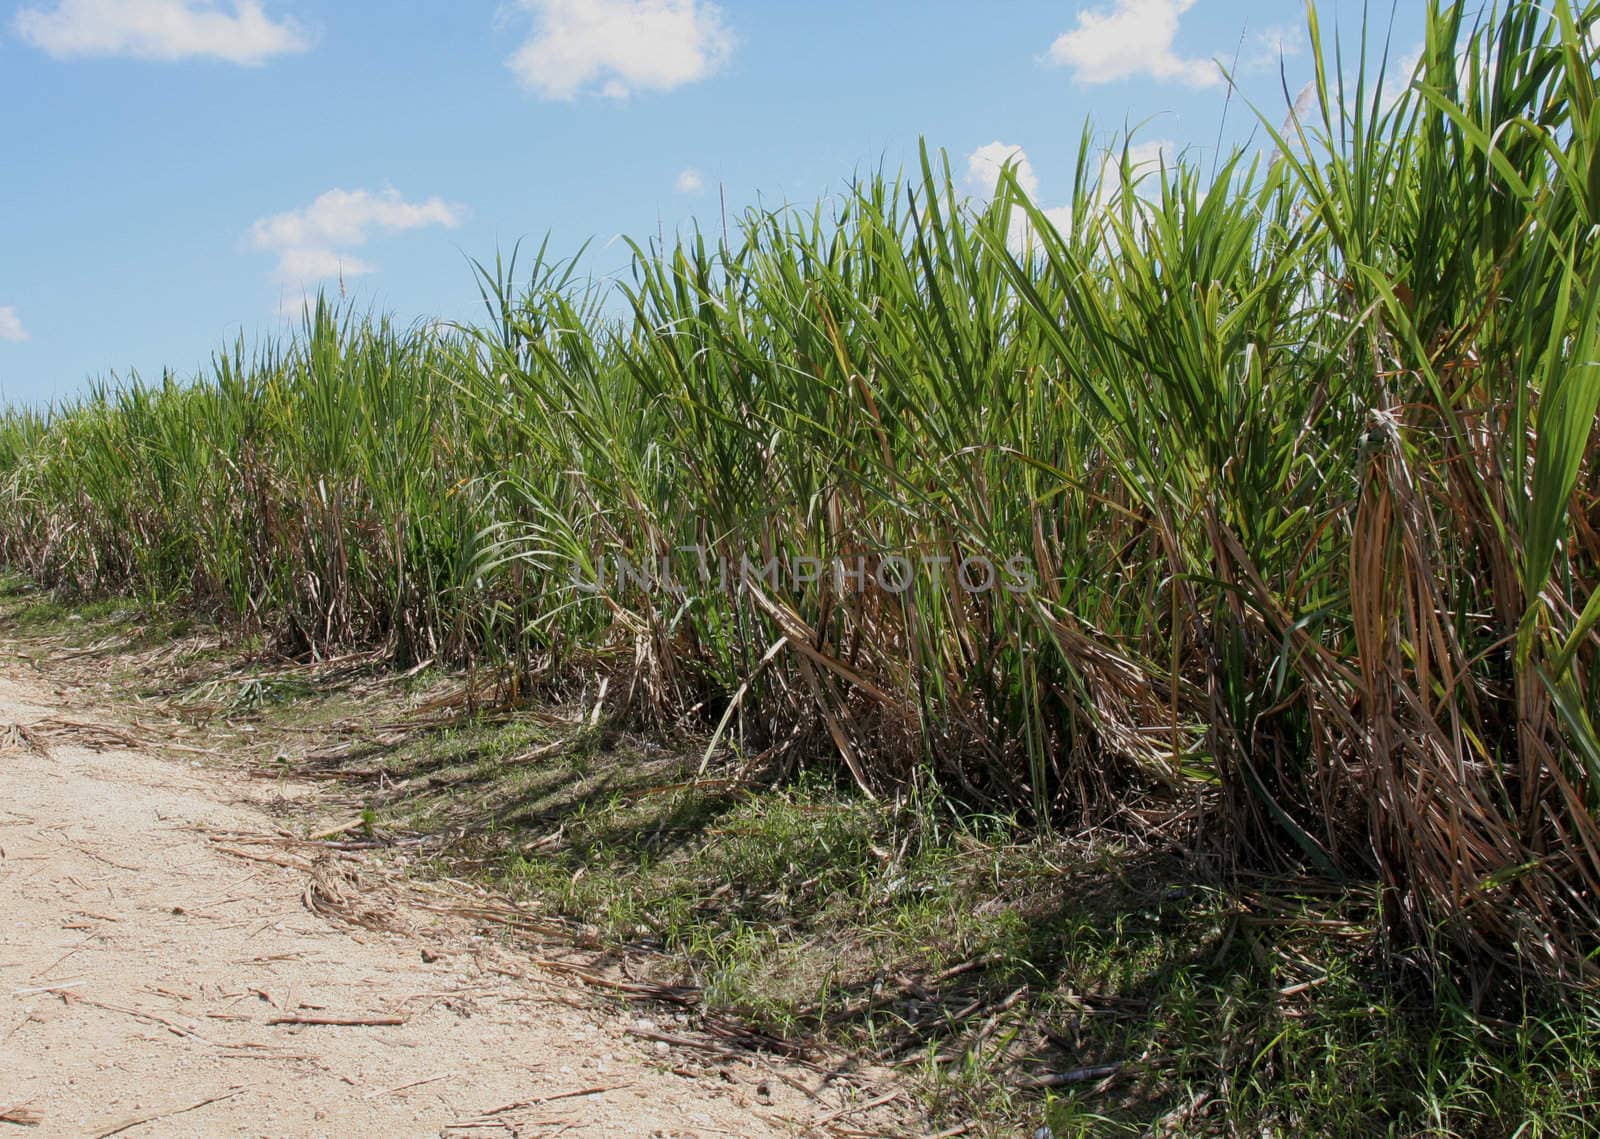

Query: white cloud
left=964, top=136, right=1179, bottom=257
left=270, top=247, right=376, bottom=283
left=1125, top=139, right=1174, bottom=173
left=507, top=0, right=734, bottom=100
left=275, top=290, right=316, bottom=321
left=0, top=307, right=28, bottom=343
left=963, top=142, right=1070, bottom=255
left=249, top=187, right=463, bottom=285
left=14, top=0, right=308, bottom=65
left=675, top=167, right=705, bottom=194
left=1048, top=0, right=1221, bottom=89
left=1040, top=204, right=1077, bottom=231
left=1396, top=44, right=1424, bottom=79
left=1006, top=205, right=1078, bottom=258
left=965, top=141, right=1041, bottom=200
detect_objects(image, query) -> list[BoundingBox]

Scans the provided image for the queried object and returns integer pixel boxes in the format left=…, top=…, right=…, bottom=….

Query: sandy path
left=0, top=665, right=855, bottom=1138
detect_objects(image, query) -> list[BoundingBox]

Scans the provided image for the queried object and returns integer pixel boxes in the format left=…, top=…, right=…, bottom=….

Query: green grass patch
left=0, top=570, right=202, bottom=651
left=311, top=707, right=1600, bottom=1137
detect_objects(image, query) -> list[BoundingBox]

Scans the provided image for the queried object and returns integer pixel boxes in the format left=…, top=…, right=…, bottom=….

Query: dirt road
left=0, top=665, right=863, bottom=1138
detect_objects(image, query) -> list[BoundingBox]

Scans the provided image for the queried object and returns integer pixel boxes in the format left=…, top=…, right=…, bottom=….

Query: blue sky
left=0, top=0, right=1426, bottom=406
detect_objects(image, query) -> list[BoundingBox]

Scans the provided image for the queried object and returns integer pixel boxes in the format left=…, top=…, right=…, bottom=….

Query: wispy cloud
left=675, top=167, right=705, bottom=194
left=1245, top=23, right=1307, bottom=72
left=1048, top=0, right=1221, bottom=89
left=0, top=307, right=28, bottom=344
left=507, top=0, right=734, bottom=100
left=249, top=188, right=464, bottom=286
left=14, top=0, right=308, bottom=65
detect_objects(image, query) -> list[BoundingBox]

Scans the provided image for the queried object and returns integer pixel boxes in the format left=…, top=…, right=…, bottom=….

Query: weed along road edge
left=0, top=660, right=880, bottom=1138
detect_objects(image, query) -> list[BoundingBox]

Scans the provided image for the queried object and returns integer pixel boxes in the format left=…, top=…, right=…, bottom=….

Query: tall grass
left=3, top=0, right=1598, bottom=988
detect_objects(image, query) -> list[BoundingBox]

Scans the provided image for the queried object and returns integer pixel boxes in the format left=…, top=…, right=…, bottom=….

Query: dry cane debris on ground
left=0, top=650, right=916, bottom=1138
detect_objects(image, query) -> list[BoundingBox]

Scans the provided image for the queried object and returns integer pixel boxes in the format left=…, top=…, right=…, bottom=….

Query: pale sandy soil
left=0, top=662, right=905, bottom=1138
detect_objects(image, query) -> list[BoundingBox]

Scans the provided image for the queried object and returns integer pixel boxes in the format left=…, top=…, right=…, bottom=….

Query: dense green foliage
left=4, top=1, right=1600, bottom=987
